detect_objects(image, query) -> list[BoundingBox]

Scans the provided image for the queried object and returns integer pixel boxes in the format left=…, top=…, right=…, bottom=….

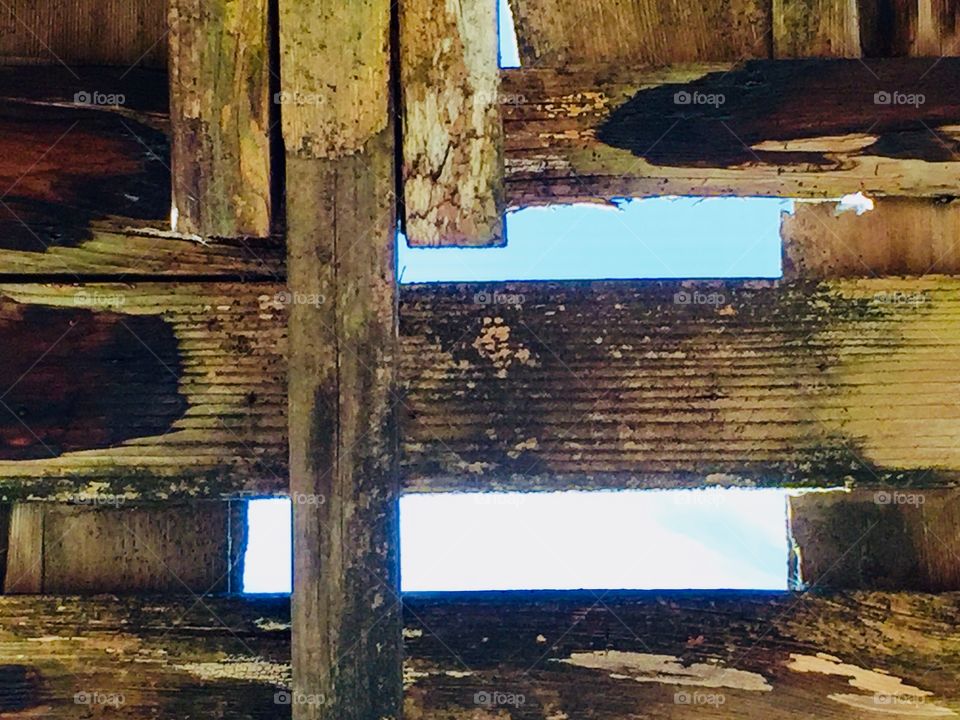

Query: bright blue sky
left=243, top=0, right=791, bottom=595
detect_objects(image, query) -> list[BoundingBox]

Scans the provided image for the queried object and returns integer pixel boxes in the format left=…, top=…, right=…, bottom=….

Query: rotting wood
left=773, top=0, right=861, bottom=57
left=169, top=0, right=272, bottom=238
left=0, top=0, right=167, bottom=68
left=281, top=0, right=402, bottom=716
left=0, top=282, right=286, bottom=500
left=916, top=0, right=960, bottom=55
left=0, top=592, right=957, bottom=717
left=507, top=0, right=771, bottom=66
left=4, top=502, right=233, bottom=594
left=782, top=198, right=960, bottom=278
left=400, top=0, right=504, bottom=247
left=398, top=277, right=960, bottom=491
left=789, top=488, right=960, bottom=590
left=501, top=59, right=960, bottom=203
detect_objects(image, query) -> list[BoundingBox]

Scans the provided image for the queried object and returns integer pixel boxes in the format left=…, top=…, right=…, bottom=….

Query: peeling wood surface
left=169, top=0, right=272, bottom=238
left=0, top=283, right=286, bottom=500
left=400, top=0, right=505, bottom=246
left=399, top=278, right=960, bottom=491
left=0, top=592, right=958, bottom=717
left=782, top=199, right=960, bottom=278
left=0, top=0, right=167, bottom=68
left=4, top=502, right=233, bottom=594
left=789, top=488, right=960, bottom=590
left=278, top=0, right=390, bottom=158
left=507, top=0, right=771, bottom=66
left=501, top=59, right=960, bottom=204
left=773, top=0, right=861, bottom=57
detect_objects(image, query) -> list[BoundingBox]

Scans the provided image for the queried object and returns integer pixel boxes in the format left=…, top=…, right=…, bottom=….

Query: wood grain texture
left=278, top=0, right=390, bottom=158
left=916, top=0, right=960, bottom=54
left=507, top=0, right=771, bottom=66
left=0, top=0, right=167, bottom=68
left=286, top=141, right=402, bottom=720
left=0, top=592, right=958, bottom=717
left=782, top=198, right=960, bottom=278
left=399, top=277, right=960, bottom=491
left=789, top=488, right=960, bottom=590
left=502, top=59, right=960, bottom=204
left=0, top=283, right=286, bottom=500
left=169, top=0, right=272, bottom=238
left=4, top=502, right=232, bottom=594
left=400, top=0, right=505, bottom=247
left=773, top=0, right=861, bottom=57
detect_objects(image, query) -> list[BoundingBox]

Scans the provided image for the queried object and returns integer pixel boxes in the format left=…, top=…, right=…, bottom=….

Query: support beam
left=399, top=0, right=505, bottom=246
left=501, top=59, right=960, bottom=204
left=280, top=0, right=401, bottom=718
left=773, top=0, right=861, bottom=57
left=169, top=0, right=272, bottom=238
left=916, top=0, right=960, bottom=54
left=0, top=592, right=958, bottom=717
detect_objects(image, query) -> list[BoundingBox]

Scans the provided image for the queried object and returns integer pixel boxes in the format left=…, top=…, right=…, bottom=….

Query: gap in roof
left=498, top=0, right=521, bottom=68
left=243, top=489, right=789, bottom=594
left=399, top=198, right=789, bottom=283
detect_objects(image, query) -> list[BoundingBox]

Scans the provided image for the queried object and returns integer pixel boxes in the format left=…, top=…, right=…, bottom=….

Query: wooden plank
left=790, top=488, right=960, bottom=590
left=280, top=0, right=401, bottom=718
left=0, top=0, right=167, bottom=68
left=917, top=0, right=960, bottom=54
left=399, top=0, right=505, bottom=247
left=782, top=198, right=960, bottom=278
left=169, top=0, right=272, bottom=238
left=507, top=0, right=771, bottom=66
left=4, top=502, right=232, bottom=594
left=501, top=59, right=960, bottom=204
left=0, top=283, right=286, bottom=500
left=0, top=592, right=958, bottom=717
left=773, top=0, right=861, bottom=57
left=399, top=277, right=960, bottom=491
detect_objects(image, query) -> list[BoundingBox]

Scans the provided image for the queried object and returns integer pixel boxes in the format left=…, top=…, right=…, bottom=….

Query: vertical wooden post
left=399, top=0, right=505, bottom=247
left=280, top=1, right=401, bottom=719
left=169, top=0, right=272, bottom=238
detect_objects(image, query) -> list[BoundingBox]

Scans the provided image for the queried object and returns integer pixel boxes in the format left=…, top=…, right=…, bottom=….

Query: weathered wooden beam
left=507, top=0, right=771, bottom=65
left=0, top=0, right=167, bottom=68
left=789, top=488, right=960, bottom=590
left=280, top=0, right=401, bottom=717
left=773, top=0, right=861, bottom=57
left=916, top=0, right=960, bottom=54
left=0, top=283, right=286, bottom=500
left=0, top=592, right=958, bottom=717
left=782, top=198, right=960, bottom=278
left=4, top=502, right=235, bottom=594
left=501, top=59, right=960, bottom=204
left=169, top=0, right=272, bottom=238
left=399, top=0, right=505, bottom=246
left=399, top=277, right=960, bottom=491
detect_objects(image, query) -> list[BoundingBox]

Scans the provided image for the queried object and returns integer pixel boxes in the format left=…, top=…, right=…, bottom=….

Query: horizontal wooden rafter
left=0, top=591, right=957, bottom=717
